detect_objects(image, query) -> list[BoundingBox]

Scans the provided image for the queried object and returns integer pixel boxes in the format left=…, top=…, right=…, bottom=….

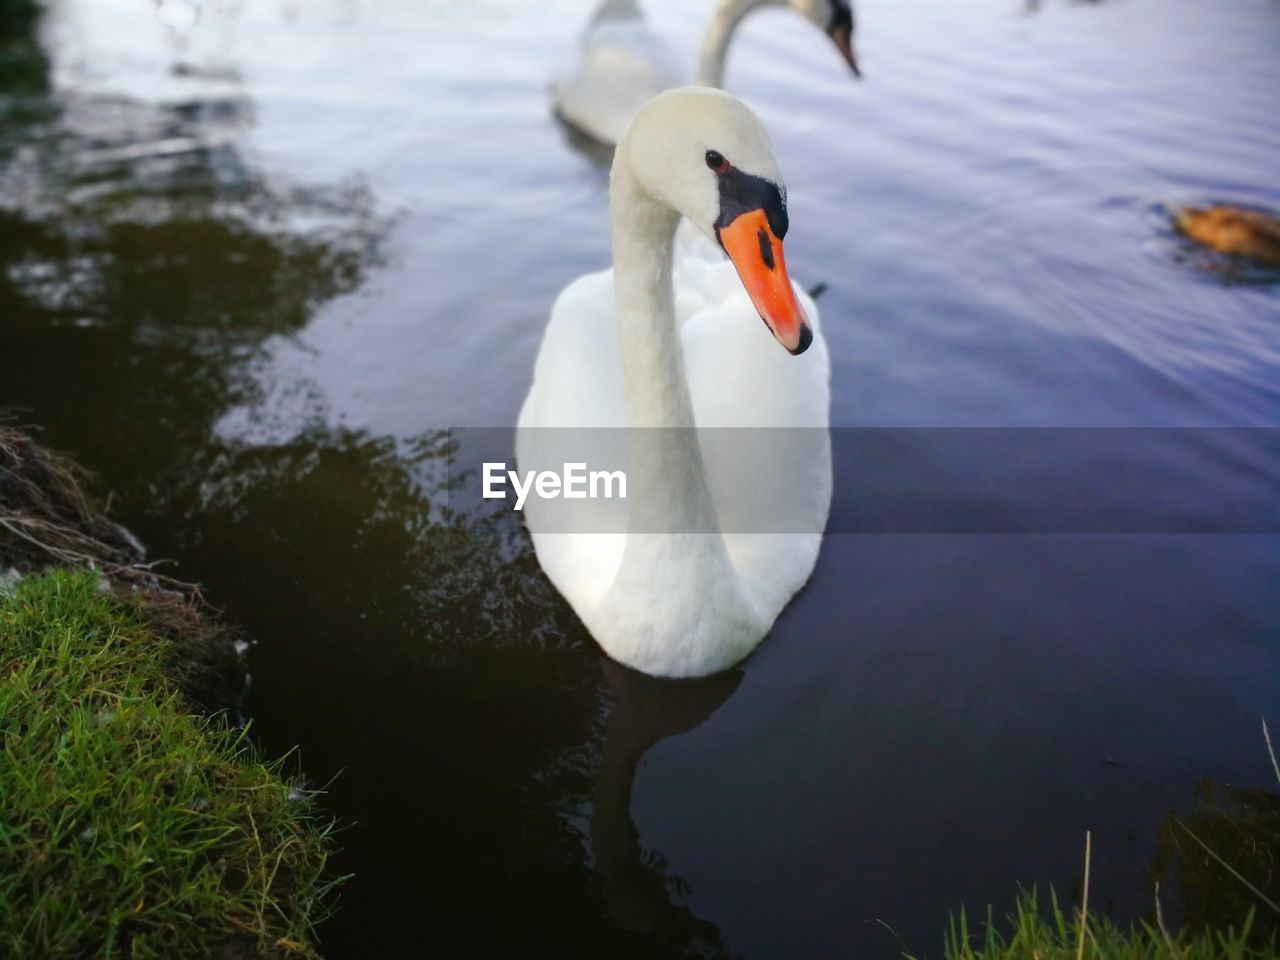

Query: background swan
left=554, top=0, right=859, bottom=147
left=518, top=88, right=832, bottom=678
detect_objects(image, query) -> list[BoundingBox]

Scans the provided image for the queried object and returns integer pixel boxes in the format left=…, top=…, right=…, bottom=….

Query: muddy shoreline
left=0, top=420, right=245, bottom=713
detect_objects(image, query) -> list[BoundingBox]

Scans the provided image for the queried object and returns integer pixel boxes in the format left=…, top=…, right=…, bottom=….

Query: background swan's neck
left=697, top=0, right=782, bottom=87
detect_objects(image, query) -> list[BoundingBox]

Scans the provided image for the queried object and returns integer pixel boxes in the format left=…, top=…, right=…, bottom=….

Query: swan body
left=554, top=0, right=858, bottom=147
left=518, top=88, right=832, bottom=677
left=553, top=1, right=683, bottom=147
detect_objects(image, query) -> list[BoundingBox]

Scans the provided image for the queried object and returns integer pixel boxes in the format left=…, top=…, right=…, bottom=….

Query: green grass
left=914, top=888, right=1275, bottom=960
left=0, top=569, right=338, bottom=959
left=912, top=723, right=1280, bottom=960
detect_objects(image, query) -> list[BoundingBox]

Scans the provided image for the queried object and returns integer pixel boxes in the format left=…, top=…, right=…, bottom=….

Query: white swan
left=517, top=88, right=832, bottom=678
left=554, top=0, right=859, bottom=147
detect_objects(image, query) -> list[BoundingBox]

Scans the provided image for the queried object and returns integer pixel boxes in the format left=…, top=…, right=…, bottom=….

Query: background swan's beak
left=717, top=209, right=813, bottom=355
left=828, top=24, right=860, bottom=77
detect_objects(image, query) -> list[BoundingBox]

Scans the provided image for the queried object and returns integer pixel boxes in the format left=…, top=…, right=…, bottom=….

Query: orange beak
left=717, top=209, right=813, bottom=355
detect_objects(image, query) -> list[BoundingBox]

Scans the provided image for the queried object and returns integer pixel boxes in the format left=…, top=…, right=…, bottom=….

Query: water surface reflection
left=177, top=427, right=737, bottom=956
left=594, top=660, right=742, bottom=955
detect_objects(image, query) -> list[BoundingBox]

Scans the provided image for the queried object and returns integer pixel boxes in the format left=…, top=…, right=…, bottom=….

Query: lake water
left=1, top=0, right=1278, bottom=956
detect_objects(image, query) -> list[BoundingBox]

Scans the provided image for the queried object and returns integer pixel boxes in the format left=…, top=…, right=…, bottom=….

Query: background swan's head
left=793, top=0, right=860, bottom=76
left=619, top=87, right=812, bottom=355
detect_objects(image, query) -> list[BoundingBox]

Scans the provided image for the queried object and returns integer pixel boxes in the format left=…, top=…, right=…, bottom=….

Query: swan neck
left=696, top=0, right=778, bottom=87
left=594, top=144, right=761, bottom=674
left=609, top=163, right=691, bottom=432
left=608, top=153, right=722, bottom=535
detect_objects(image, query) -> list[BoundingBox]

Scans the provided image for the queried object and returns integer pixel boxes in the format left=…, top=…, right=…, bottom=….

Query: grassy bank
left=917, top=756, right=1280, bottom=960
left=918, top=889, right=1272, bottom=960
left=0, top=568, right=337, bottom=959
left=0, top=423, right=243, bottom=710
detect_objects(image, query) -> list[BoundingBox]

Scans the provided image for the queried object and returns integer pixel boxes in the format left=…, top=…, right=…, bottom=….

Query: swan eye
left=705, top=150, right=729, bottom=173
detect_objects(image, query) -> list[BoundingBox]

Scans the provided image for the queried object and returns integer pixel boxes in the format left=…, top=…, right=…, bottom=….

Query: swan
left=517, top=88, right=832, bottom=678
left=554, top=0, right=859, bottom=147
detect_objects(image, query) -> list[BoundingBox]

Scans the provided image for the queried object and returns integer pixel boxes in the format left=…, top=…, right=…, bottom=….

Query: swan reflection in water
left=591, top=657, right=743, bottom=952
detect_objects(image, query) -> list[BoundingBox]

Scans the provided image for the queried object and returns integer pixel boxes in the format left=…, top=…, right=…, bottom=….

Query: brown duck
left=1174, top=205, right=1280, bottom=266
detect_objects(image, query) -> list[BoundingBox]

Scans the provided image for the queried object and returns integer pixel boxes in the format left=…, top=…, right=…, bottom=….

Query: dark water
left=2, top=0, right=1278, bottom=956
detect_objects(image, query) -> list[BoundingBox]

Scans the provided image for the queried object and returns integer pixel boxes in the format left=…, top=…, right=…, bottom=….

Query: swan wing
left=517, top=268, right=628, bottom=616
left=681, top=265, right=833, bottom=620
left=518, top=261, right=832, bottom=634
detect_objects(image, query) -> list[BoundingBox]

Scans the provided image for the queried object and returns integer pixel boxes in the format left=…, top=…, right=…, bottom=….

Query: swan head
left=795, top=0, right=860, bottom=76
left=619, top=87, right=813, bottom=355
